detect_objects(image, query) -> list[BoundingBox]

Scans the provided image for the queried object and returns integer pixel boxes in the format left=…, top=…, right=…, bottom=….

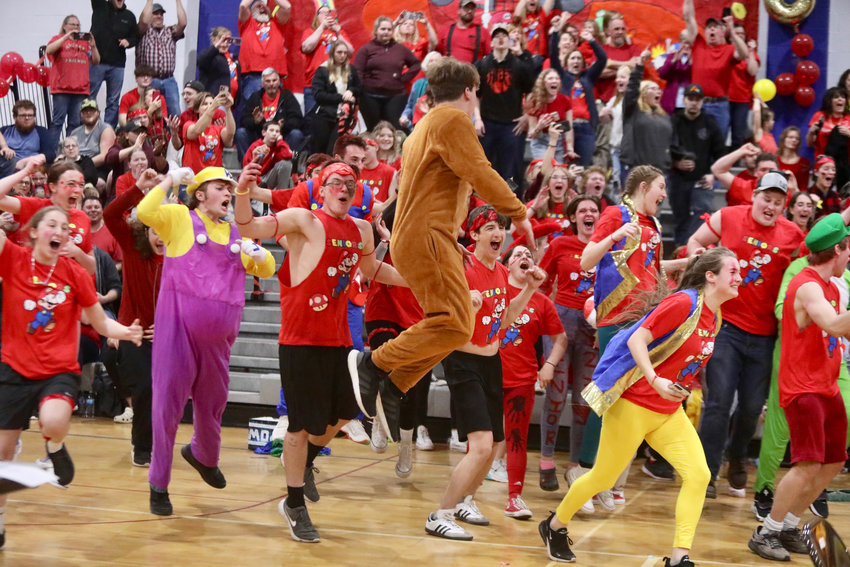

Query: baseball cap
left=684, top=84, right=704, bottom=98
left=460, top=0, right=477, bottom=7
left=490, top=23, right=510, bottom=38
left=80, top=98, right=98, bottom=111
left=186, top=167, right=237, bottom=196
left=705, top=17, right=723, bottom=27
left=152, top=3, right=165, bottom=13
left=184, top=80, right=205, bottom=92
left=805, top=213, right=850, bottom=252
left=754, top=170, right=789, bottom=195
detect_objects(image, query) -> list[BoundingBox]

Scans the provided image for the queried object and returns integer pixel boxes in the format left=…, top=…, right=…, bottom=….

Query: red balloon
left=0, top=78, right=8, bottom=98
left=796, top=60, right=820, bottom=86
left=775, top=72, right=797, bottom=96
left=0, top=51, right=23, bottom=79
left=36, top=65, right=50, bottom=87
left=794, top=84, right=816, bottom=107
left=17, top=62, right=37, bottom=83
left=791, top=33, right=814, bottom=57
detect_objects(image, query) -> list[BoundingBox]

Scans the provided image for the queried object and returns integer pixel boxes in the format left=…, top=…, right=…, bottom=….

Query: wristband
left=545, top=361, right=556, bottom=368
left=235, top=188, right=250, bottom=196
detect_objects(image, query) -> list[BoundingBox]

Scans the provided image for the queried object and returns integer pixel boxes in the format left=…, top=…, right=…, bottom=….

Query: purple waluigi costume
left=149, top=211, right=245, bottom=491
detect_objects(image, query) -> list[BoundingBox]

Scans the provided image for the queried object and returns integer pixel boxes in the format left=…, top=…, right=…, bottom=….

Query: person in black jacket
left=235, top=68, right=305, bottom=161
left=90, top=0, right=139, bottom=127
left=668, top=83, right=725, bottom=246
left=310, top=40, right=361, bottom=155
left=197, top=26, right=240, bottom=100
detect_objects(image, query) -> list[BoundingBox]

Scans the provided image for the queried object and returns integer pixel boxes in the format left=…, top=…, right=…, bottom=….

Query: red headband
left=128, top=108, right=147, bottom=120
left=319, top=162, right=356, bottom=186
left=364, top=138, right=379, bottom=147
left=470, top=208, right=499, bottom=233
left=815, top=155, right=835, bottom=171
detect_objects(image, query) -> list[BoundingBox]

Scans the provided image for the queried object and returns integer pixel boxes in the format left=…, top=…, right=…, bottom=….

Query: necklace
left=31, top=254, right=58, bottom=288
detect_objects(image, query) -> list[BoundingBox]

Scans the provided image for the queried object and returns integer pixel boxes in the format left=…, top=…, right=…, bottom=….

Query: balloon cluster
left=768, top=33, right=818, bottom=107
left=0, top=51, right=51, bottom=98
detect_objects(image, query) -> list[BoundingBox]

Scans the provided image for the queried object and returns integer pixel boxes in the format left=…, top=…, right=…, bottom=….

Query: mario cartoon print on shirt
left=23, top=286, right=70, bottom=334
left=501, top=311, right=532, bottom=348
left=642, top=232, right=660, bottom=268
left=740, top=251, right=771, bottom=286
left=199, top=131, right=220, bottom=164
left=571, top=267, right=595, bottom=294
left=328, top=249, right=359, bottom=299
left=482, top=297, right=506, bottom=343
left=680, top=337, right=714, bottom=381
left=256, top=22, right=271, bottom=42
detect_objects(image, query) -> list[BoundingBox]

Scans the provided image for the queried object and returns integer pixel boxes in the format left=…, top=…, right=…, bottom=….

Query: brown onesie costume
left=370, top=105, right=527, bottom=391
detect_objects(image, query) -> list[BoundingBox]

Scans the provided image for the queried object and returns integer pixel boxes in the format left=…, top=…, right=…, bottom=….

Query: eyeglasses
left=324, top=179, right=357, bottom=190
left=16, top=114, right=35, bottom=119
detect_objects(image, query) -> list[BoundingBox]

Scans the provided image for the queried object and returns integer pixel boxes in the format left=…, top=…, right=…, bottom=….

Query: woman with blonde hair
left=621, top=49, right=672, bottom=175
left=311, top=40, right=361, bottom=154
left=525, top=69, right=575, bottom=162
left=373, top=120, right=403, bottom=170
left=392, top=10, right=437, bottom=60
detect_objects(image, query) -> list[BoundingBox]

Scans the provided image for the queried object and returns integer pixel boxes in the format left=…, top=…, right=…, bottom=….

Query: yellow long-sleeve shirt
left=137, top=187, right=276, bottom=279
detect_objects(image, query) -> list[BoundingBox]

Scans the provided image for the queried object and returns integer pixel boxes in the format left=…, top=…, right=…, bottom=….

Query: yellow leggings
left=556, top=398, right=710, bottom=549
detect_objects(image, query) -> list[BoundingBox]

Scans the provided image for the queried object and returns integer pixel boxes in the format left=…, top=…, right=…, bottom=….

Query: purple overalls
left=149, top=210, right=245, bottom=490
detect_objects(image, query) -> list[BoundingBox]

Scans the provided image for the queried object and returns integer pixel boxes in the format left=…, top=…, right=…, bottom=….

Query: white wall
left=0, top=0, right=199, bottom=108
left=827, top=0, right=850, bottom=85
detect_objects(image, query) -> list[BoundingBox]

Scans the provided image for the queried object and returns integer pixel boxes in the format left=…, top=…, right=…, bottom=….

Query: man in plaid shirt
left=137, top=0, right=187, bottom=119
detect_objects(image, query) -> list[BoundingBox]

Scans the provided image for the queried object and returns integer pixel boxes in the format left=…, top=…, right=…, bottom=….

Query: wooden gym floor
left=2, top=418, right=848, bottom=566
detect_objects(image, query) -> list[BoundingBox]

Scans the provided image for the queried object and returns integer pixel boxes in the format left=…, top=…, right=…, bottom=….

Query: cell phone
left=219, top=85, right=229, bottom=94
left=252, top=151, right=266, bottom=164
left=328, top=10, right=337, bottom=21
left=230, top=37, right=242, bottom=46
left=73, top=32, right=91, bottom=41
left=557, top=120, right=572, bottom=132
left=722, top=7, right=731, bottom=18
left=669, top=382, right=691, bottom=395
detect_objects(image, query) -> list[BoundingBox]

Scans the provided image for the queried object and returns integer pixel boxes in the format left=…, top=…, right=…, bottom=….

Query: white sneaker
left=415, top=425, right=434, bottom=451
left=14, top=439, right=22, bottom=461
left=593, top=489, right=616, bottom=511
left=370, top=419, right=388, bottom=453
left=455, top=495, right=489, bottom=526
left=448, top=429, right=467, bottom=453
left=113, top=407, right=134, bottom=423
left=35, top=455, right=53, bottom=471
left=728, top=485, right=746, bottom=498
left=271, top=415, right=289, bottom=441
left=611, top=489, right=626, bottom=505
left=341, top=419, right=369, bottom=444
left=396, top=438, right=414, bottom=478
left=425, top=510, right=473, bottom=540
left=485, top=458, right=508, bottom=483
left=504, top=495, right=533, bottom=519
left=566, top=465, right=594, bottom=514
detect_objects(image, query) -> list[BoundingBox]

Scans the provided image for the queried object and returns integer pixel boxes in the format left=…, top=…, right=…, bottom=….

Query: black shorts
left=0, top=362, right=79, bottom=430
left=279, top=344, right=360, bottom=436
left=443, top=350, right=504, bottom=443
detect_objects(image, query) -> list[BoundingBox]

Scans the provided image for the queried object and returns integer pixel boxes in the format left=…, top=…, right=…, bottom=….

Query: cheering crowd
left=0, top=0, right=849, bottom=564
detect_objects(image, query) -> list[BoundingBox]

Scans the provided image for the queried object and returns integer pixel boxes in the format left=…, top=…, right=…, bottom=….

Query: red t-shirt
left=302, top=28, right=350, bottom=88
left=691, top=35, right=736, bottom=98
left=182, top=122, right=225, bottom=171
left=596, top=42, right=642, bottom=102
left=539, top=234, right=594, bottom=309
left=177, top=108, right=226, bottom=143
left=522, top=11, right=549, bottom=57
left=778, top=157, right=811, bottom=191
left=243, top=138, right=293, bottom=175
left=465, top=255, right=510, bottom=347
left=621, top=292, right=718, bottom=414
left=808, top=111, right=850, bottom=158
left=119, top=89, right=167, bottom=118
left=261, top=91, right=280, bottom=121
left=115, top=171, right=139, bottom=198
left=364, top=248, right=423, bottom=329
left=47, top=35, right=91, bottom=94
left=360, top=163, right=396, bottom=202
left=278, top=209, right=363, bottom=346
left=591, top=206, right=661, bottom=326
left=779, top=267, right=843, bottom=406
left=728, top=53, right=760, bottom=103
left=727, top=176, right=758, bottom=206
left=530, top=94, right=572, bottom=132
left=757, top=132, right=778, bottom=155
left=90, top=225, right=123, bottom=264
left=15, top=197, right=92, bottom=253
left=238, top=6, right=288, bottom=76
left=0, top=242, right=98, bottom=379
left=570, top=80, right=591, bottom=120
left=720, top=205, right=804, bottom=335
left=436, top=23, right=491, bottom=63
left=499, top=285, right=563, bottom=387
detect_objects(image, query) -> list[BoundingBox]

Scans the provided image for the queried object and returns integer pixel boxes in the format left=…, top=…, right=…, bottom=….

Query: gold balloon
left=763, top=0, right=816, bottom=25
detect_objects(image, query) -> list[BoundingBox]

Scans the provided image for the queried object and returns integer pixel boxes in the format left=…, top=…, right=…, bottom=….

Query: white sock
left=438, top=507, right=455, bottom=518
left=764, top=514, right=784, bottom=533
left=400, top=428, right=413, bottom=443
left=783, top=512, right=801, bottom=530
left=46, top=440, right=64, bottom=453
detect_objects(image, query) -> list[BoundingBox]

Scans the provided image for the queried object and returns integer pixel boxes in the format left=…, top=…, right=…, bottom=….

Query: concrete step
left=241, top=305, right=280, bottom=324
left=239, top=321, right=280, bottom=336
left=244, top=291, right=280, bottom=304
left=230, top=353, right=278, bottom=372
left=244, top=275, right=280, bottom=293
left=232, top=337, right=279, bottom=358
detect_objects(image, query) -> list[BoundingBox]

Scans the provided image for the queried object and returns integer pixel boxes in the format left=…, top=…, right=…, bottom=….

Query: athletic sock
left=0, top=505, right=5, bottom=533
left=540, top=459, right=554, bottom=470
left=287, top=486, right=305, bottom=508
left=438, top=507, right=456, bottom=517
left=764, top=514, right=784, bottom=534
left=783, top=512, right=801, bottom=530
left=399, top=428, right=413, bottom=443
left=46, top=440, right=64, bottom=453
left=305, top=442, right=323, bottom=468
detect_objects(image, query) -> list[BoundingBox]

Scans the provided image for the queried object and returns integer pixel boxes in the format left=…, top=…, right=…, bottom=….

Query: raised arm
left=238, top=0, right=253, bottom=23
left=273, top=0, right=292, bottom=25
left=682, top=0, right=697, bottom=44
left=138, top=0, right=153, bottom=35
left=711, top=143, right=757, bottom=188
left=175, top=0, right=188, bottom=35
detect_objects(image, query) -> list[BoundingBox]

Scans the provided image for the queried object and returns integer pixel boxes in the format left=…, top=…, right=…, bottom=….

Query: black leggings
left=359, top=92, right=407, bottom=131
left=116, top=341, right=153, bottom=454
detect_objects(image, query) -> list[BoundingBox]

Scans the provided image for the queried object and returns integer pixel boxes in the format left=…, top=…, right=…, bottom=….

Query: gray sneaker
left=304, top=466, right=320, bottom=503
left=278, top=497, right=320, bottom=543
left=748, top=526, right=790, bottom=561
left=779, top=527, right=809, bottom=554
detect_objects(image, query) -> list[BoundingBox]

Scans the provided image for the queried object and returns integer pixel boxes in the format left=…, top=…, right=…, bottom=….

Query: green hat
left=805, top=213, right=850, bottom=252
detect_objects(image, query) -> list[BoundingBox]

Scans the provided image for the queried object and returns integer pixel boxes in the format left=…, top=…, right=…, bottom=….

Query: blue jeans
left=241, top=73, right=263, bottom=107
left=89, top=64, right=125, bottom=127
left=698, top=321, right=775, bottom=477
left=529, top=131, right=565, bottom=163
left=668, top=170, right=716, bottom=247
left=480, top=119, right=524, bottom=185
left=729, top=101, right=750, bottom=150
left=573, top=121, right=595, bottom=167
left=702, top=100, right=730, bottom=148
left=151, top=77, right=181, bottom=118
left=302, top=86, right=315, bottom=116
left=49, top=93, right=86, bottom=149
